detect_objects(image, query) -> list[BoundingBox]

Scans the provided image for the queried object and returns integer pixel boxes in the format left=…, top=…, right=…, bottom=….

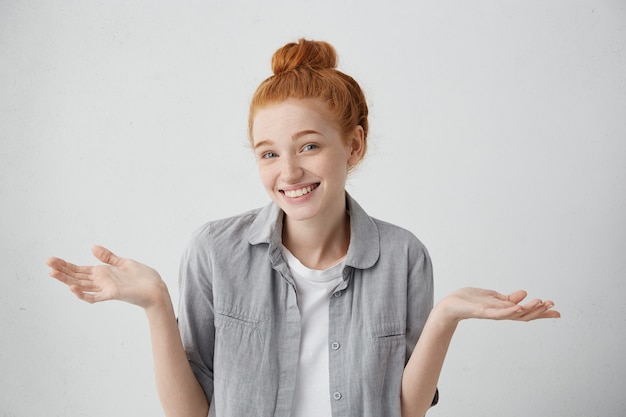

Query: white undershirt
left=282, top=246, right=346, bottom=417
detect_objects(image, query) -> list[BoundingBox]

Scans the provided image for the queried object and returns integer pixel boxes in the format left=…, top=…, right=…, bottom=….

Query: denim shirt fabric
left=177, top=194, right=434, bottom=417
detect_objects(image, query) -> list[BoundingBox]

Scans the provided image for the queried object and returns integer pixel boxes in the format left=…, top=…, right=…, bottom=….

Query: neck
left=282, top=198, right=350, bottom=270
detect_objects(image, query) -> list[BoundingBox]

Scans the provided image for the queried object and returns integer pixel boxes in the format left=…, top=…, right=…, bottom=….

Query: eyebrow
left=253, top=129, right=322, bottom=149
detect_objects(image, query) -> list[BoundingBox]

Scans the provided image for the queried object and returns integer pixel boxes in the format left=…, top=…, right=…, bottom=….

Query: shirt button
left=331, top=341, right=340, bottom=350
left=333, top=392, right=342, bottom=400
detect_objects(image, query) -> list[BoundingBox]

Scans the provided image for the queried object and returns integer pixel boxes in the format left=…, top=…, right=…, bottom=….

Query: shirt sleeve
left=404, top=236, right=434, bottom=361
left=405, top=236, right=439, bottom=407
left=177, top=224, right=216, bottom=405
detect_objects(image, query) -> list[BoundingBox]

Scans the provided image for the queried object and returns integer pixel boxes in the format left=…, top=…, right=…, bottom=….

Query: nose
left=281, top=155, right=304, bottom=183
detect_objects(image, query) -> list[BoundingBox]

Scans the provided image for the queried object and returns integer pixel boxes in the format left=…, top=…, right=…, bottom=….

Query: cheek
left=324, top=156, right=350, bottom=179
left=257, top=165, right=275, bottom=190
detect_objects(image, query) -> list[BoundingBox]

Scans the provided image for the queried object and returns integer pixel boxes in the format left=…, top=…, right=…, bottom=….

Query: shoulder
left=369, top=217, right=432, bottom=273
left=193, top=208, right=262, bottom=240
left=346, top=194, right=430, bottom=268
left=372, top=217, right=429, bottom=254
left=185, top=207, right=265, bottom=256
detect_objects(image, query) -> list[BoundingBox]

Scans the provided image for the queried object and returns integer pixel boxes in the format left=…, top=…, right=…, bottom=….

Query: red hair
left=249, top=39, right=369, bottom=159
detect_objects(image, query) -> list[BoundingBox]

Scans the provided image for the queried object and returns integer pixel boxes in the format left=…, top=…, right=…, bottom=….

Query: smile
left=282, top=183, right=319, bottom=198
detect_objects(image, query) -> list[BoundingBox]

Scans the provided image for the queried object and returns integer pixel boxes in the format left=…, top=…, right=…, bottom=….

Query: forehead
left=251, top=99, right=338, bottom=144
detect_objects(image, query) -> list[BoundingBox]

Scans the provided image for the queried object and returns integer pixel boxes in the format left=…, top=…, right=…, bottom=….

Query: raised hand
left=437, top=287, right=561, bottom=323
left=46, top=245, right=166, bottom=309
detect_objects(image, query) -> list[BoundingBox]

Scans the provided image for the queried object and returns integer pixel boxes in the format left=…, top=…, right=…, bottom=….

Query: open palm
left=46, top=245, right=164, bottom=308
left=441, top=287, right=560, bottom=322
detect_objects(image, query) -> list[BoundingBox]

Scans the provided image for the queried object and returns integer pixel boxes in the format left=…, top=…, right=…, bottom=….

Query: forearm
left=145, top=284, right=209, bottom=417
left=401, top=303, right=458, bottom=417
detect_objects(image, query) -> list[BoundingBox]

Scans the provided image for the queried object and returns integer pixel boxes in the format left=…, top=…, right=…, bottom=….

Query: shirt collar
left=344, top=194, right=380, bottom=269
left=247, top=193, right=380, bottom=270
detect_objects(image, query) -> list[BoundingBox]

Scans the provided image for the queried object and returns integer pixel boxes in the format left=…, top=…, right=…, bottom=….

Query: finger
left=519, top=302, right=561, bottom=321
left=70, top=286, right=105, bottom=304
left=540, top=309, right=561, bottom=319
left=506, top=290, right=528, bottom=304
left=49, top=269, right=79, bottom=286
left=485, top=304, right=526, bottom=320
left=52, top=267, right=99, bottom=290
left=49, top=263, right=92, bottom=279
left=71, top=286, right=95, bottom=303
left=92, top=245, right=124, bottom=267
left=49, top=268, right=94, bottom=288
left=521, top=298, right=544, bottom=310
left=45, top=256, right=64, bottom=268
left=46, top=257, right=93, bottom=276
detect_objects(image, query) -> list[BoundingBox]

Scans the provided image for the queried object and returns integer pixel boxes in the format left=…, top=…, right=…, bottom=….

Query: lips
left=281, top=183, right=319, bottom=198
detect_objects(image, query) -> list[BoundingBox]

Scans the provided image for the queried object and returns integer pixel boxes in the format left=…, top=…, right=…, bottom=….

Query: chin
left=280, top=205, right=319, bottom=222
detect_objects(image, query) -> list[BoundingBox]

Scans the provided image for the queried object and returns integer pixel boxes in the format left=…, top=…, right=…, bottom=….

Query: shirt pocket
left=214, top=302, right=264, bottom=342
left=369, top=321, right=407, bottom=399
left=213, top=303, right=265, bottom=386
left=215, top=309, right=261, bottom=334
left=372, top=321, right=406, bottom=346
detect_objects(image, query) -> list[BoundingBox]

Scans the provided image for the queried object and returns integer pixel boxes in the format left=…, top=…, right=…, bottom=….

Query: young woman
left=46, top=39, right=560, bottom=417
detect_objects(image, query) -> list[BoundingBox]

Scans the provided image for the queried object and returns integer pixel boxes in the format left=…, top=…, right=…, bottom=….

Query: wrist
left=430, top=298, right=463, bottom=330
left=144, top=281, right=174, bottom=316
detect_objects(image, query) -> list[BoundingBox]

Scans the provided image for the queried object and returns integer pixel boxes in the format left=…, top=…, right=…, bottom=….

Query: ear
left=347, top=125, right=365, bottom=166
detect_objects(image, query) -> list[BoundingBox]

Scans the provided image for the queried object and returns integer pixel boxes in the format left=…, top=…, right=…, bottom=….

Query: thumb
left=507, top=289, right=528, bottom=305
left=92, top=245, right=124, bottom=267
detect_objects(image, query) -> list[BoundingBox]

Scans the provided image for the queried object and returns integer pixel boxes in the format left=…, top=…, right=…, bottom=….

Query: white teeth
left=284, top=185, right=315, bottom=198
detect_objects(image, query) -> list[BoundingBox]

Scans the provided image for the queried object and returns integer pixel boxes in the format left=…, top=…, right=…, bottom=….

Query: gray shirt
left=178, top=194, right=434, bottom=417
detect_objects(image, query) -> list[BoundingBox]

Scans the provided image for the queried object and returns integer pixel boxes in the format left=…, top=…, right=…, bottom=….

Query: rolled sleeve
left=177, top=224, right=216, bottom=404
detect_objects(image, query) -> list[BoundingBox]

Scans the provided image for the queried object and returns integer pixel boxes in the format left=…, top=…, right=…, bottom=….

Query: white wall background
left=1, top=1, right=625, bottom=416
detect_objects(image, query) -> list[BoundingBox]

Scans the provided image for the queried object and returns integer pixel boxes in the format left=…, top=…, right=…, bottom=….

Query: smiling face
left=252, top=98, right=364, bottom=224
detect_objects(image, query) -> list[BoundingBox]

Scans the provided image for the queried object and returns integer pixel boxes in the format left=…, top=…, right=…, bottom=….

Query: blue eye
left=302, top=144, right=318, bottom=152
left=262, top=152, right=278, bottom=159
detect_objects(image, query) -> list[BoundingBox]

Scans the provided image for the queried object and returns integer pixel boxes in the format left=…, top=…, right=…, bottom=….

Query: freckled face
left=252, top=98, right=361, bottom=223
